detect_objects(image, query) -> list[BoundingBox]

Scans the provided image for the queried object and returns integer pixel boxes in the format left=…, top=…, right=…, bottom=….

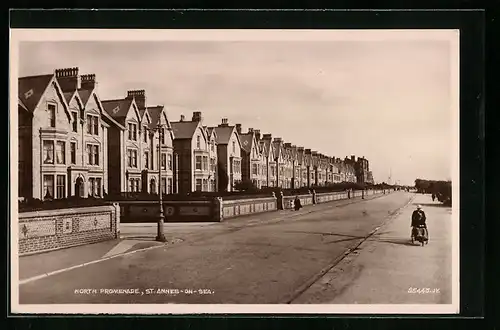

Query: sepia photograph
left=10, top=29, right=459, bottom=314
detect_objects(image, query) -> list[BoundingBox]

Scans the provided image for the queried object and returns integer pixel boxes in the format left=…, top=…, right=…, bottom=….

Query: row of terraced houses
left=17, top=67, right=374, bottom=201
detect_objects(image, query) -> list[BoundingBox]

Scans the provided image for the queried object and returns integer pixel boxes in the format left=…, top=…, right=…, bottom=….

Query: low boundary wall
left=18, top=204, right=120, bottom=256
left=115, top=189, right=391, bottom=223
left=118, top=200, right=219, bottom=223
left=221, top=196, right=278, bottom=219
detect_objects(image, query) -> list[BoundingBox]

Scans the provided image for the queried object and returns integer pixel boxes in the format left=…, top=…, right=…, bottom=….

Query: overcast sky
left=18, top=34, right=455, bottom=185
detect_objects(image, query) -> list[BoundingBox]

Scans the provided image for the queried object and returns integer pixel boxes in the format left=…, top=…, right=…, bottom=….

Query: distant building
left=260, top=134, right=276, bottom=187
left=102, top=90, right=175, bottom=195
left=171, top=112, right=211, bottom=193
left=239, top=126, right=263, bottom=188
left=212, top=118, right=242, bottom=192
left=205, top=126, right=218, bottom=192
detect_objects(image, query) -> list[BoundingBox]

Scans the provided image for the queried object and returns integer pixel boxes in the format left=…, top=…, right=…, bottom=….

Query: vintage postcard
left=10, top=29, right=459, bottom=314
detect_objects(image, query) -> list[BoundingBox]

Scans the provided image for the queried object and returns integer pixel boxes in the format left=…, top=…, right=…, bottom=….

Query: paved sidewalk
left=18, top=238, right=164, bottom=281
left=292, top=193, right=454, bottom=305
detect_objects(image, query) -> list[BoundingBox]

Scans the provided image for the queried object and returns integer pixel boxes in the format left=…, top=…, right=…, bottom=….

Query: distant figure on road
left=432, top=193, right=436, bottom=202
left=294, top=196, right=302, bottom=211
left=411, top=205, right=429, bottom=242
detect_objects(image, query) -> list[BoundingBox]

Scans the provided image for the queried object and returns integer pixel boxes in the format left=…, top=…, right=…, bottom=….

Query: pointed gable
left=101, top=98, right=135, bottom=126
left=171, top=121, right=200, bottom=140
left=18, top=74, right=55, bottom=112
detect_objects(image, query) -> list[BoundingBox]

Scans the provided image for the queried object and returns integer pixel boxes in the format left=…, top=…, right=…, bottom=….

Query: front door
left=75, top=177, right=84, bottom=198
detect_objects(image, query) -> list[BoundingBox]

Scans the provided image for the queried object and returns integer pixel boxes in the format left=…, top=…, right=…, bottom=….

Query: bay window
left=56, top=141, right=65, bottom=164
left=43, top=175, right=54, bottom=200
left=43, top=141, right=54, bottom=164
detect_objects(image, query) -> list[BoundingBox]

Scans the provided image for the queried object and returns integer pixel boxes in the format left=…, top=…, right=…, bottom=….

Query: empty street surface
left=19, top=192, right=452, bottom=304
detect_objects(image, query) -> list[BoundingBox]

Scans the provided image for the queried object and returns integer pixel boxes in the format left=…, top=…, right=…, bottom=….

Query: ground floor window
left=43, top=175, right=54, bottom=200
left=128, top=178, right=140, bottom=193
left=88, top=177, right=102, bottom=197
left=195, top=178, right=202, bottom=191
left=56, top=175, right=66, bottom=199
left=161, top=178, right=167, bottom=194
left=202, top=179, right=208, bottom=191
left=168, top=178, right=173, bottom=194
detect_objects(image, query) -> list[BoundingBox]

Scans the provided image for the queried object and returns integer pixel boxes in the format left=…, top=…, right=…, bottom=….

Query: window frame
left=47, top=103, right=56, bottom=128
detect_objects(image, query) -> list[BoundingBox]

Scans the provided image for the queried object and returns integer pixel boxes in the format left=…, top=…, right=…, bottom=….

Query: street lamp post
left=156, top=124, right=167, bottom=242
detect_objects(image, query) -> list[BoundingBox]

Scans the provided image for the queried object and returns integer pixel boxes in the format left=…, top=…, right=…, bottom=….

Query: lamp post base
left=156, top=234, right=167, bottom=242
left=156, top=214, right=167, bottom=242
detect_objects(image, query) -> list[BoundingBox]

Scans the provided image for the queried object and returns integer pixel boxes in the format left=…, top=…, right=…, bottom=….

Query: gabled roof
left=101, top=98, right=134, bottom=125
left=146, top=106, right=163, bottom=128
left=170, top=121, right=200, bottom=140
left=19, top=97, right=29, bottom=112
left=272, top=141, right=283, bottom=160
left=261, top=139, right=273, bottom=159
left=18, top=74, right=54, bottom=112
left=206, top=127, right=217, bottom=139
left=239, top=133, right=254, bottom=153
left=77, top=89, right=93, bottom=106
left=213, top=126, right=235, bottom=145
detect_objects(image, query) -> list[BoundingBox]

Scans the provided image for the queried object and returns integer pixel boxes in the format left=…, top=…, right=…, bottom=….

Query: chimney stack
left=80, top=74, right=96, bottom=90
left=180, top=114, right=185, bottom=122
left=55, top=67, right=81, bottom=91
left=192, top=111, right=202, bottom=122
left=305, top=149, right=312, bottom=154
left=284, top=143, right=292, bottom=148
left=126, top=90, right=146, bottom=109
left=248, top=128, right=254, bottom=133
left=219, top=118, right=229, bottom=127
left=262, top=133, right=272, bottom=140
left=254, top=129, right=261, bottom=141
left=351, top=155, right=355, bottom=162
left=273, top=137, right=282, bottom=143
left=235, top=123, right=242, bottom=134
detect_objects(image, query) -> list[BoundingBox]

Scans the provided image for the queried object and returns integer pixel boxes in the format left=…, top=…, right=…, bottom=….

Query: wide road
left=19, top=191, right=444, bottom=304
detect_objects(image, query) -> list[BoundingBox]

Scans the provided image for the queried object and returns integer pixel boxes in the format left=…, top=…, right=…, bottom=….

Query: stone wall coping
left=115, top=200, right=212, bottom=205
left=316, top=191, right=349, bottom=196
left=19, top=204, right=116, bottom=220
left=222, top=197, right=277, bottom=205
left=283, top=194, right=313, bottom=199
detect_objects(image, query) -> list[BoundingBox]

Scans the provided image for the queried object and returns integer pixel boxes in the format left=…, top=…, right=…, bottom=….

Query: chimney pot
left=180, top=114, right=185, bottom=122
left=235, top=123, right=242, bottom=134
left=262, top=134, right=272, bottom=139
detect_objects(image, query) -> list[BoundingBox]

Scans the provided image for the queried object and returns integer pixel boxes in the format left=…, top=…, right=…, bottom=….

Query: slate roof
left=238, top=133, right=253, bottom=153
left=170, top=121, right=199, bottom=140
left=261, top=139, right=273, bottom=158
left=272, top=141, right=282, bottom=160
left=77, top=89, right=93, bottom=106
left=206, top=127, right=215, bottom=138
left=145, top=106, right=164, bottom=129
left=213, top=126, right=235, bottom=145
left=18, top=74, right=55, bottom=112
left=101, top=98, right=134, bottom=125
left=63, top=91, right=75, bottom=104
